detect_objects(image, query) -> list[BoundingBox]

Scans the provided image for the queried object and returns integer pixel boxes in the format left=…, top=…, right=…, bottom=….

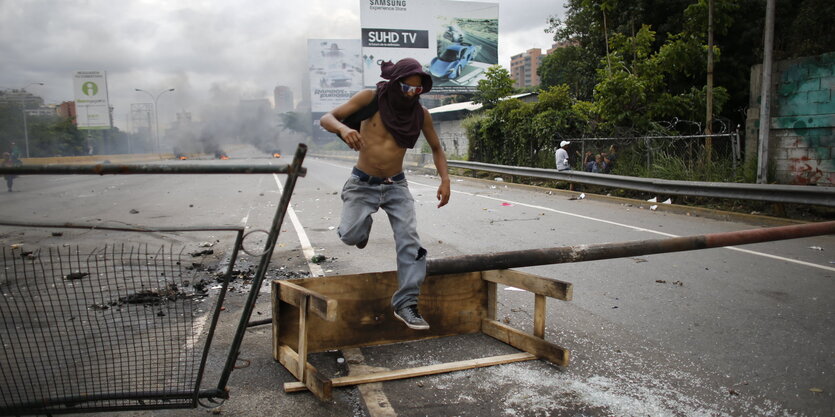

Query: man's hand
left=436, top=178, right=450, bottom=208
left=340, top=127, right=364, bottom=151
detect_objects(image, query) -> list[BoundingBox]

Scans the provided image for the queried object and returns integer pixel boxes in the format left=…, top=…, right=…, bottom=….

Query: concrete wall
left=434, top=119, right=469, bottom=158
left=747, top=52, right=835, bottom=185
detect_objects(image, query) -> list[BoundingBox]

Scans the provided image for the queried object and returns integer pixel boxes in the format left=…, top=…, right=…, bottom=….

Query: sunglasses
left=399, top=82, right=424, bottom=95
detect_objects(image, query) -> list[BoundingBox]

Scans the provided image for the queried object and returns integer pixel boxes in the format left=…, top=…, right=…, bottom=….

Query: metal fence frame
left=0, top=144, right=308, bottom=415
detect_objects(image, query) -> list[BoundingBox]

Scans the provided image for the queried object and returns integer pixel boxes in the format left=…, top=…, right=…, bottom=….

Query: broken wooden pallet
left=271, top=269, right=572, bottom=400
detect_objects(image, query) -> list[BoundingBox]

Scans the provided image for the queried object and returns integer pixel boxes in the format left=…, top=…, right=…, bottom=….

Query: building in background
left=510, top=48, right=544, bottom=88
left=509, top=42, right=575, bottom=88
left=0, top=89, right=44, bottom=108
left=57, top=101, right=77, bottom=122
left=428, top=92, right=539, bottom=158
left=274, top=86, right=294, bottom=114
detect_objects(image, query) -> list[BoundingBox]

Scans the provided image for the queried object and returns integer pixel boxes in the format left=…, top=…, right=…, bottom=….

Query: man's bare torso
left=356, top=111, right=411, bottom=177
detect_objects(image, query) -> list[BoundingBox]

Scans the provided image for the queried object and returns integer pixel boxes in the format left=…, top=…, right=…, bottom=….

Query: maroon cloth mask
left=375, top=58, right=433, bottom=149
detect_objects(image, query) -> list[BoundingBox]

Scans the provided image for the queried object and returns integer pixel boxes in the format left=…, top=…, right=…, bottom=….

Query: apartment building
left=510, top=42, right=576, bottom=88
left=510, top=48, right=544, bottom=88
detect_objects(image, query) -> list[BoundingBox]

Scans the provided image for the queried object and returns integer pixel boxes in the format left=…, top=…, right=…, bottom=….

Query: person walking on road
left=320, top=58, right=451, bottom=331
left=2, top=152, right=17, bottom=192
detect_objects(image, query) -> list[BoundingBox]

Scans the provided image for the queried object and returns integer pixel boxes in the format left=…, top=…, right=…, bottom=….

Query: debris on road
left=65, top=271, right=89, bottom=280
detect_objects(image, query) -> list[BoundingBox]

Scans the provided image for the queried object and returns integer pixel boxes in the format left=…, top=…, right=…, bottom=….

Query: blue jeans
left=338, top=169, right=426, bottom=310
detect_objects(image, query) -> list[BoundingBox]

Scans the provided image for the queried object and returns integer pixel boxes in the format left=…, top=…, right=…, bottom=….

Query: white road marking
left=407, top=180, right=835, bottom=273
left=272, top=173, right=324, bottom=277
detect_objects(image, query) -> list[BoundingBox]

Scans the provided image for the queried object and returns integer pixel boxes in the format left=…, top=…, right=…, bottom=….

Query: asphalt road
left=1, top=144, right=833, bottom=417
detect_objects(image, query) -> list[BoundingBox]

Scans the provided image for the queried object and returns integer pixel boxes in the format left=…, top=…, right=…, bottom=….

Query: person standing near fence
left=319, top=57, right=451, bottom=331
left=555, top=140, right=571, bottom=171
left=602, top=144, right=617, bottom=174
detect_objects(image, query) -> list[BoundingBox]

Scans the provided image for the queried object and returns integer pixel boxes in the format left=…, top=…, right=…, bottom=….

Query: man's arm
left=319, top=89, right=375, bottom=151
left=421, top=109, right=451, bottom=208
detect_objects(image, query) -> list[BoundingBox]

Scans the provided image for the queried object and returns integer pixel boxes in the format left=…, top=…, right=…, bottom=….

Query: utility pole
left=705, top=0, right=714, bottom=163
left=757, top=0, right=776, bottom=184
left=18, top=82, right=44, bottom=158
left=134, top=88, right=175, bottom=155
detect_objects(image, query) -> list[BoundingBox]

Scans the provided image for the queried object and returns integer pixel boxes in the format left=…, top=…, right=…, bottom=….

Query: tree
left=471, top=65, right=514, bottom=109
left=539, top=45, right=597, bottom=100
left=279, top=111, right=312, bottom=136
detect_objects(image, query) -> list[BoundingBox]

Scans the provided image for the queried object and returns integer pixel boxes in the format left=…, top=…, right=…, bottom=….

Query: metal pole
left=17, top=82, right=43, bottom=158
left=216, top=143, right=308, bottom=392
left=135, top=88, right=174, bottom=155
left=705, top=0, right=714, bottom=162
left=757, top=0, right=776, bottom=184
left=427, top=221, right=835, bottom=275
left=22, top=108, right=30, bottom=158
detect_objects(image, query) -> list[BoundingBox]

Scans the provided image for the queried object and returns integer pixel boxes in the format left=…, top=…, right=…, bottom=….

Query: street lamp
left=134, top=88, right=175, bottom=154
left=20, top=82, right=44, bottom=158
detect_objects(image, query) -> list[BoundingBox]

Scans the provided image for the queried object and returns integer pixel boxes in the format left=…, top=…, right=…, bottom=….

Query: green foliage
left=471, top=65, right=514, bottom=109
left=539, top=45, right=598, bottom=100
left=591, top=23, right=729, bottom=131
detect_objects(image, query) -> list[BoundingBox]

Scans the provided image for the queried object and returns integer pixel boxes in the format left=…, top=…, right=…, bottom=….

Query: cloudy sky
left=1, top=0, right=565, bottom=131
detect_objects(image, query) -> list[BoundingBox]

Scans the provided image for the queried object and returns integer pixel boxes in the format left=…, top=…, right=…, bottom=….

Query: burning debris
left=214, top=150, right=229, bottom=160
left=271, top=150, right=282, bottom=158
left=175, top=153, right=188, bottom=160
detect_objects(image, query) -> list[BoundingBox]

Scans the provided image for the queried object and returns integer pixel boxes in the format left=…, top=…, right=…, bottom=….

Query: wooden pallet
left=271, top=269, right=572, bottom=400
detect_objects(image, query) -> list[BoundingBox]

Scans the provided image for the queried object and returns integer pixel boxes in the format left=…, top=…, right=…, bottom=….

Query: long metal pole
left=216, top=143, right=308, bottom=392
left=18, top=82, right=43, bottom=158
left=22, top=108, right=30, bottom=158
left=153, top=96, right=160, bottom=154
left=427, top=221, right=835, bottom=275
left=705, top=0, right=714, bottom=162
left=756, top=0, right=776, bottom=184
left=135, top=88, right=174, bottom=155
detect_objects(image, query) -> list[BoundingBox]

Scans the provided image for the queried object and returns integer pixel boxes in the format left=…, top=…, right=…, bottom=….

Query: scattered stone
left=65, top=271, right=90, bottom=280
left=129, top=209, right=139, bottom=214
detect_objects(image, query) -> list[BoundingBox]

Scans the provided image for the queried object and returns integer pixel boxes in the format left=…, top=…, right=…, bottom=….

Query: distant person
left=2, top=152, right=16, bottom=192
left=320, top=58, right=451, bottom=331
left=582, top=151, right=594, bottom=171
left=602, top=144, right=617, bottom=174
left=9, top=142, right=22, bottom=165
left=585, top=153, right=606, bottom=173
left=555, top=140, right=570, bottom=171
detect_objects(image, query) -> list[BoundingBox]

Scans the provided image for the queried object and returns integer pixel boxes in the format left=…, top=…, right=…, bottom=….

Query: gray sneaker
left=394, top=305, right=430, bottom=330
left=356, top=237, right=368, bottom=249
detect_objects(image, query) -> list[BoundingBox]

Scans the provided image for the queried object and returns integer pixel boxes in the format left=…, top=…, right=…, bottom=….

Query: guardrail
left=446, top=160, right=835, bottom=207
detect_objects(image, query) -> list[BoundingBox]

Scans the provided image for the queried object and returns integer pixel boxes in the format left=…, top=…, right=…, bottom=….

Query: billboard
left=360, top=0, right=499, bottom=93
left=308, top=39, right=363, bottom=113
left=73, top=70, right=111, bottom=130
